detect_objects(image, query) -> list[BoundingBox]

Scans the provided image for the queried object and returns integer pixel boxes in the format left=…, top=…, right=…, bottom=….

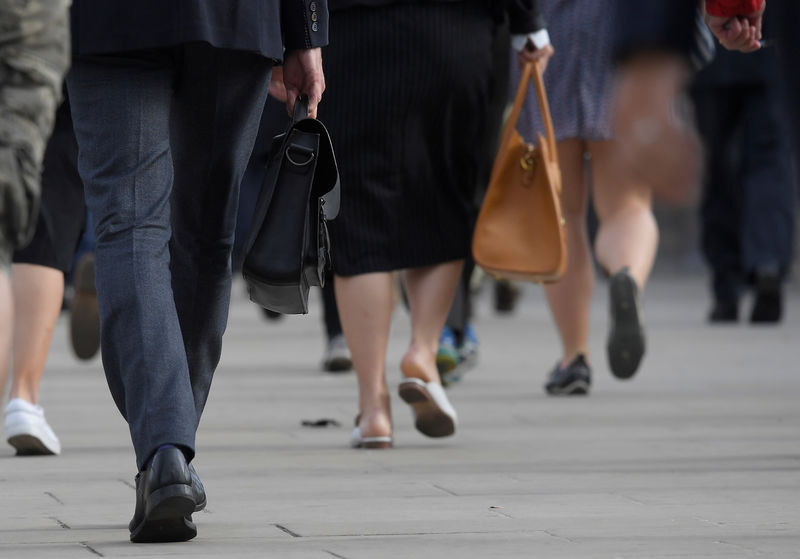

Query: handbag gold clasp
left=520, top=145, right=537, bottom=171
left=520, top=145, right=537, bottom=186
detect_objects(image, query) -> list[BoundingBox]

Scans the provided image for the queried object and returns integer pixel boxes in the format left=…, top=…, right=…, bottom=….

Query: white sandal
left=349, top=415, right=393, bottom=449
left=398, top=378, right=457, bottom=438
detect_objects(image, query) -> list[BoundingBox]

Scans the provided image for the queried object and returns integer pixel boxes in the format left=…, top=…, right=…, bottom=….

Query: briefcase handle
left=293, top=95, right=310, bottom=123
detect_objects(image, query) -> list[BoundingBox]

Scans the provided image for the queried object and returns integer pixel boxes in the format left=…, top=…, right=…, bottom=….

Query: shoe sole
left=353, top=438, right=393, bottom=449
left=70, top=255, right=100, bottom=361
left=323, top=357, right=353, bottom=373
left=607, top=272, right=645, bottom=380
left=8, top=434, right=58, bottom=456
left=545, top=379, right=590, bottom=396
left=130, top=484, right=196, bottom=543
left=359, top=440, right=392, bottom=449
left=398, top=382, right=455, bottom=438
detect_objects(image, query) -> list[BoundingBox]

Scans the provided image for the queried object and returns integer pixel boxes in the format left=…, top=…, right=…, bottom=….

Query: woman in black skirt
left=323, top=0, right=552, bottom=447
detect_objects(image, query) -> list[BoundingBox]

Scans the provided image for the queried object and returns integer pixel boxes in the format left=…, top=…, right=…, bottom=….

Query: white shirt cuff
left=511, top=29, right=551, bottom=52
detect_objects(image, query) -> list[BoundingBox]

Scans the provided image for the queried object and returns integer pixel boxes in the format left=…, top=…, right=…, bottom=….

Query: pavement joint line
left=692, top=516, right=727, bottom=528
left=50, top=516, right=71, bottom=530
left=79, top=541, right=104, bottom=557
left=306, top=530, right=543, bottom=538
left=323, top=551, right=349, bottom=559
left=543, top=530, right=576, bottom=544
left=274, top=523, right=302, bottom=538
left=44, top=491, right=64, bottom=505
left=488, top=506, right=513, bottom=519
left=431, top=483, right=459, bottom=496
left=615, top=492, right=648, bottom=505
left=714, top=540, right=765, bottom=554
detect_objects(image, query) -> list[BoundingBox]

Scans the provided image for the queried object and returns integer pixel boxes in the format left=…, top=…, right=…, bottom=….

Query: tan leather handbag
left=473, top=60, right=566, bottom=283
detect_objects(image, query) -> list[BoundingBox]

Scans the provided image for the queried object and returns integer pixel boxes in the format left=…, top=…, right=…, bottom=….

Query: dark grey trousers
left=67, top=43, right=272, bottom=470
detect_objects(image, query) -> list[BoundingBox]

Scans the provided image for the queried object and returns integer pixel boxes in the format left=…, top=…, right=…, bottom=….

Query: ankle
left=8, top=385, right=38, bottom=405
left=401, top=344, right=438, bottom=383
left=356, top=408, right=392, bottom=438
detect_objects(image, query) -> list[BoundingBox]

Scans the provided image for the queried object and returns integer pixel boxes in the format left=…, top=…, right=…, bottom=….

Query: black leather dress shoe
left=709, top=299, right=739, bottom=323
left=189, top=463, right=206, bottom=512
left=129, top=447, right=197, bottom=543
left=750, top=271, right=783, bottom=323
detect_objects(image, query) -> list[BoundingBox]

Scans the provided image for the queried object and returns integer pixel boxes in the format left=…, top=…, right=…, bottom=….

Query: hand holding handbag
left=472, top=60, right=566, bottom=283
left=242, top=96, right=340, bottom=314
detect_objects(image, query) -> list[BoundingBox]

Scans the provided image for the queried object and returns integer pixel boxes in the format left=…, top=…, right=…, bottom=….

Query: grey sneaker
left=5, top=398, right=61, bottom=455
left=322, top=334, right=352, bottom=373
left=544, top=354, right=591, bottom=396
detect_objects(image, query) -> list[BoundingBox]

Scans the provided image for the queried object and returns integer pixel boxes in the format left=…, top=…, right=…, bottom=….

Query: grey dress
left=512, top=0, right=618, bottom=143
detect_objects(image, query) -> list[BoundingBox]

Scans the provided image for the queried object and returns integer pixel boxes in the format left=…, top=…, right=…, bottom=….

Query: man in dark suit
left=66, top=1, right=327, bottom=543
left=691, top=39, right=795, bottom=324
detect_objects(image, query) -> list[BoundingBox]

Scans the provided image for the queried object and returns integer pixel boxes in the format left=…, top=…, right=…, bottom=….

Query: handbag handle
left=496, top=61, right=557, bottom=167
left=292, top=95, right=310, bottom=123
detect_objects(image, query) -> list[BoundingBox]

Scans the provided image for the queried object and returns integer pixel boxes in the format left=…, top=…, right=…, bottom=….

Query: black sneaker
left=544, top=354, right=591, bottom=396
left=607, top=268, right=646, bottom=379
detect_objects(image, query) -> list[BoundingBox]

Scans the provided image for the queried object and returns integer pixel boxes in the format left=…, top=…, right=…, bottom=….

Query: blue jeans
left=67, top=43, right=272, bottom=470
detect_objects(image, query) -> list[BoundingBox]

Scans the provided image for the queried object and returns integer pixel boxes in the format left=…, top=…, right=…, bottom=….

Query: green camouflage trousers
left=0, top=0, right=70, bottom=269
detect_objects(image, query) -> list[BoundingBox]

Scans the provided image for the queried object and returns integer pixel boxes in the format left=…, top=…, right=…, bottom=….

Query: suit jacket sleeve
left=614, top=1, right=697, bottom=62
left=282, top=0, right=329, bottom=50
left=506, top=0, right=545, bottom=35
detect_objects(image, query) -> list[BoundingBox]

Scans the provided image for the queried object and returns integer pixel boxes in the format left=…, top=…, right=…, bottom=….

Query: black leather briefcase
left=242, top=96, right=340, bottom=314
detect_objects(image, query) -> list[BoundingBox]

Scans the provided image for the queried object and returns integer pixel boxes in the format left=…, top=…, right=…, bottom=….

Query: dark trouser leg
left=692, top=87, right=744, bottom=304
left=777, top=0, right=800, bottom=168
left=168, top=44, right=272, bottom=421
left=739, top=83, right=796, bottom=278
left=67, top=52, right=197, bottom=470
left=233, top=97, right=289, bottom=272
left=445, top=258, right=474, bottom=342
left=322, top=279, right=343, bottom=340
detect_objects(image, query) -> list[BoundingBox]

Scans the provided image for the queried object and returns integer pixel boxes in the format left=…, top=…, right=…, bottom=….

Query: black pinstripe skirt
left=323, top=2, right=496, bottom=276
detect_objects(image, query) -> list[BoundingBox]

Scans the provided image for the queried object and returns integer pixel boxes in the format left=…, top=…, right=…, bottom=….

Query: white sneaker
left=322, top=334, right=353, bottom=373
left=4, top=398, right=61, bottom=455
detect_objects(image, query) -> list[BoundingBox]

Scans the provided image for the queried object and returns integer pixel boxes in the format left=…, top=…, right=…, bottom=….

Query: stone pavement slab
left=1, top=275, right=798, bottom=558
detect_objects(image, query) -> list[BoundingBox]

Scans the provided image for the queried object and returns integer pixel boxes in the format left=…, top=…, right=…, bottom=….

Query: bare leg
left=590, top=140, right=657, bottom=379
left=335, top=272, right=394, bottom=439
left=401, top=260, right=463, bottom=383
left=0, top=270, right=13, bottom=398
left=589, top=141, right=659, bottom=288
left=543, top=139, right=594, bottom=365
left=8, top=264, right=64, bottom=404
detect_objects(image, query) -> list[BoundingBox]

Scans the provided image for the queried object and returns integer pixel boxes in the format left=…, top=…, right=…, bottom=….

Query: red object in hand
left=705, top=0, right=764, bottom=17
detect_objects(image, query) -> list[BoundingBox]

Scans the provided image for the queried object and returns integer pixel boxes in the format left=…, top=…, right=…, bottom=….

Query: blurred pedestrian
left=515, top=0, right=658, bottom=396
left=324, top=0, right=552, bottom=448
left=691, top=36, right=796, bottom=324
left=1, top=96, right=85, bottom=457
left=0, top=0, right=71, bottom=452
left=436, top=20, right=519, bottom=386
left=610, top=1, right=777, bottom=205
left=65, top=0, right=327, bottom=543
